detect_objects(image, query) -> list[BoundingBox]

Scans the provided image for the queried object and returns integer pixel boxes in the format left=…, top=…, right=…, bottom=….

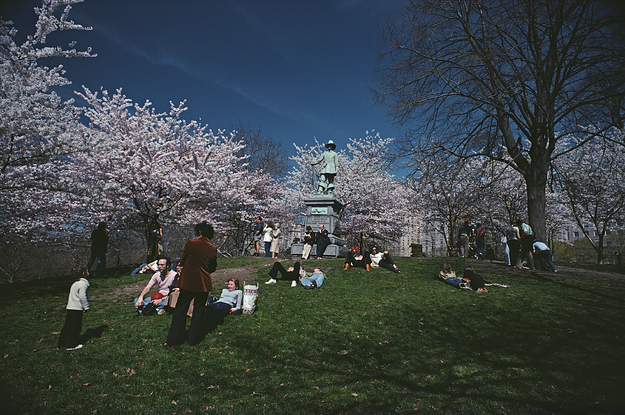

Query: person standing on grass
left=58, top=273, right=90, bottom=351
left=252, top=216, right=263, bottom=256
left=270, top=223, right=281, bottom=258
left=262, top=221, right=274, bottom=258
left=87, top=221, right=108, bottom=277
left=164, top=221, right=217, bottom=347
left=515, top=219, right=535, bottom=270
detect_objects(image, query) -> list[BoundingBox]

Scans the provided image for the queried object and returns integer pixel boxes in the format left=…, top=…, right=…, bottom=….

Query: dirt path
left=93, top=264, right=264, bottom=301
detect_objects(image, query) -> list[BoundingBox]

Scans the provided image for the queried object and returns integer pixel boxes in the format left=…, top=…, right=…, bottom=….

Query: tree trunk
left=524, top=168, right=548, bottom=243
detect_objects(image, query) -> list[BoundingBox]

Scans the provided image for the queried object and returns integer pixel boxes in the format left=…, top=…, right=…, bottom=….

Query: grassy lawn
left=1, top=257, right=624, bottom=414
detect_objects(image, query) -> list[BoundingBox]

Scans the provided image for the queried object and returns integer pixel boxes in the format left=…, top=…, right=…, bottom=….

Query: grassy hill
left=1, top=257, right=624, bottom=414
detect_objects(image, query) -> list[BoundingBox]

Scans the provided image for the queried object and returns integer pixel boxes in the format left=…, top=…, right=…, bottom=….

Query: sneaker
left=476, top=288, right=489, bottom=294
left=304, top=285, right=312, bottom=290
left=312, top=280, right=318, bottom=289
left=157, top=309, right=166, bottom=315
left=265, top=278, right=277, bottom=284
left=66, top=344, right=83, bottom=351
left=291, top=280, right=297, bottom=287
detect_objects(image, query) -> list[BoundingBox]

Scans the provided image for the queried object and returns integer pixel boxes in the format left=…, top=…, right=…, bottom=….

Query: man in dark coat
left=164, top=222, right=217, bottom=347
left=87, top=222, right=109, bottom=277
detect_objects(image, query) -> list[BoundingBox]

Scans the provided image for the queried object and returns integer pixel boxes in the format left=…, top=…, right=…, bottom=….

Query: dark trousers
left=378, top=253, right=398, bottom=272
left=316, top=240, right=328, bottom=257
left=507, top=239, right=520, bottom=266
left=58, top=309, right=83, bottom=349
left=87, top=252, right=106, bottom=276
left=269, top=262, right=300, bottom=280
left=345, top=251, right=371, bottom=268
left=166, top=288, right=209, bottom=346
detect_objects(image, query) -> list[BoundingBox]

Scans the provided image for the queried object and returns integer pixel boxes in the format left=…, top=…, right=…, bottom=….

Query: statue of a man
left=311, top=140, right=338, bottom=195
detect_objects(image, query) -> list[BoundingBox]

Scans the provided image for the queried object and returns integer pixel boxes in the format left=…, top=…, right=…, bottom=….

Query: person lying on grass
left=370, top=246, right=401, bottom=273
left=301, top=267, right=325, bottom=290
left=265, top=261, right=307, bottom=287
left=463, top=266, right=488, bottom=293
left=201, top=278, right=243, bottom=332
left=439, top=263, right=463, bottom=288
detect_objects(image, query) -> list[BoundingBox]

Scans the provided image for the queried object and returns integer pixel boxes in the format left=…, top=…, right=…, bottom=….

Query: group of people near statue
left=252, top=216, right=281, bottom=258
left=301, top=224, right=332, bottom=259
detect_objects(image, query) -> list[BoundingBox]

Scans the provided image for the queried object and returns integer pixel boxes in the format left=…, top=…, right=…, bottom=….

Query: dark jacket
left=177, top=236, right=217, bottom=293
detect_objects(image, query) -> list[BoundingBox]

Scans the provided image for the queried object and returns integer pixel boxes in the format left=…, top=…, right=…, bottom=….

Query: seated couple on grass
left=265, top=261, right=325, bottom=289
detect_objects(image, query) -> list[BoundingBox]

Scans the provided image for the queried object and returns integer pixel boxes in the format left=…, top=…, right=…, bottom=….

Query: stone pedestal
left=291, top=196, right=346, bottom=258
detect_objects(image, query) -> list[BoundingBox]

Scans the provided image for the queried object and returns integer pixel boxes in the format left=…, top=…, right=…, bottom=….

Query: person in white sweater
left=58, top=275, right=90, bottom=350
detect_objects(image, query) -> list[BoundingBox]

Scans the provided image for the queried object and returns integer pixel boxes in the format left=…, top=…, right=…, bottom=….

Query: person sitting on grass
left=134, top=256, right=176, bottom=315
left=370, top=246, right=401, bottom=273
left=463, top=266, right=488, bottom=293
left=344, top=246, right=371, bottom=271
left=301, top=267, right=325, bottom=290
left=201, top=278, right=243, bottom=332
left=265, top=261, right=307, bottom=287
left=439, top=263, right=463, bottom=288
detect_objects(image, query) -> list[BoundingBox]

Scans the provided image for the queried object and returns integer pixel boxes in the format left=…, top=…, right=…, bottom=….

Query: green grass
left=1, top=257, right=624, bottom=414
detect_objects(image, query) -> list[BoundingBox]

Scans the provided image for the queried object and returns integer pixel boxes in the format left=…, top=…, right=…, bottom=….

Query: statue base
left=291, top=195, right=346, bottom=258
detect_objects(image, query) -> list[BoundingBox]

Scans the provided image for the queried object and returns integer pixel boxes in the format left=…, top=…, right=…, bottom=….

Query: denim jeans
left=301, top=273, right=325, bottom=288
left=134, top=297, right=167, bottom=312
left=534, top=250, right=557, bottom=272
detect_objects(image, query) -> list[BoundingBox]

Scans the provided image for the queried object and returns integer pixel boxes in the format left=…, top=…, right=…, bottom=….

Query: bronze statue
left=311, top=140, right=338, bottom=195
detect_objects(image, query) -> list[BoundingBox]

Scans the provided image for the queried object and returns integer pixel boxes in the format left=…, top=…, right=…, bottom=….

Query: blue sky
left=2, top=0, right=406, bottom=157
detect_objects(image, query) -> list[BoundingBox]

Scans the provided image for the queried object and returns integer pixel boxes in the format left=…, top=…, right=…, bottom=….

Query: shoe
left=66, top=344, right=83, bottom=351
left=304, top=285, right=312, bottom=290
left=265, top=278, right=277, bottom=284
left=476, top=288, right=489, bottom=294
left=157, top=309, right=166, bottom=315
left=312, top=280, right=318, bottom=289
left=291, top=280, right=297, bottom=287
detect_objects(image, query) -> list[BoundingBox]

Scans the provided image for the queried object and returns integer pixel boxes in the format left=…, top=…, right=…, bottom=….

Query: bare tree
left=374, top=0, right=625, bottom=241
left=228, top=121, right=289, bottom=178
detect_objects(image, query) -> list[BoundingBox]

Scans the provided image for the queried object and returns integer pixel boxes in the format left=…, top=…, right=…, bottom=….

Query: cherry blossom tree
left=75, top=87, right=272, bottom=258
left=553, top=129, right=625, bottom=264
left=287, top=132, right=411, bottom=249
left=1, top=0, right=95, bottom=240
